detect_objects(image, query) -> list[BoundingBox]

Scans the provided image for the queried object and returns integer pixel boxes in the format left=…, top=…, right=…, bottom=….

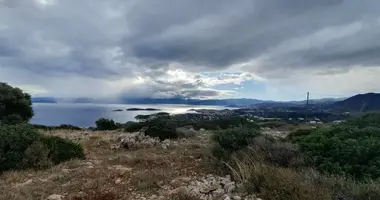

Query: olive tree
left=0, top=82, right=34, bottom=124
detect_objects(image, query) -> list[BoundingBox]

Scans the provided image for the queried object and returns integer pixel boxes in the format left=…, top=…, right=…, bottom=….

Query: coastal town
left=134, top=104, right=351, bottom=126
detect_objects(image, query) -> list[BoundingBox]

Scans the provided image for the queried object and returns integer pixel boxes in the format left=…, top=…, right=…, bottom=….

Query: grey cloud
left=179, top=89, right=220, bottom=98
left=125, top=0, right=358, bottom=68
left=1, top=0, right=380, bottom=98
left=119, top=79, right=222, bottom=99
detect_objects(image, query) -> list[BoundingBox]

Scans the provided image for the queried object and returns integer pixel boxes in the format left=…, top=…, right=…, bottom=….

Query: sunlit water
left=30, top=103, right=227, bottom=127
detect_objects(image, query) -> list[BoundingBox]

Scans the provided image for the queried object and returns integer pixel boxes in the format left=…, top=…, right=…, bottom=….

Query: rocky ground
left=0, top=130, right=261, bottom=200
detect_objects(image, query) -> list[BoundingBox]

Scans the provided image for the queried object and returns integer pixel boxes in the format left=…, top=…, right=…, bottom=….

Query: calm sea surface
left=30, top=103, right=227, bottom=127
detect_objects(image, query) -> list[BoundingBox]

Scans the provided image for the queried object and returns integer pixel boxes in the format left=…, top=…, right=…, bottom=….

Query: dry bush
left=228, top=156, right=333, bottom=200
left=176, top=127, right=199, bottom=138
left=249, top=136, right=304, bottom=168
left=169, top=191, right=202, bottom=200
left=120, top=152, right=172, bottom=169
left=23, top=140, right=53, bottom=169
left=227, top=154, right=380, bottom=200
left=130, top=168, right=171, bottom=191
left=71, top=191, right=117, bottom=200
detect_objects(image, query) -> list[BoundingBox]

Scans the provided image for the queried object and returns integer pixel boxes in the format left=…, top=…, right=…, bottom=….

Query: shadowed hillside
left=330, top=93, right=380, bottom=112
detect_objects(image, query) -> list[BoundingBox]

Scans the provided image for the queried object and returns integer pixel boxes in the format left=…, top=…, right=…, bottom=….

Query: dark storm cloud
left=1, top=0, right=380, bottom=98
left=3, top=0, right=380, bottom=74
left=125, top=0, right=365, bottom=68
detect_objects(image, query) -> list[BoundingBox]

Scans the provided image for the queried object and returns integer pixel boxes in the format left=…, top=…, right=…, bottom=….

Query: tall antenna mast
left=305, top=92, right=309, bottom=121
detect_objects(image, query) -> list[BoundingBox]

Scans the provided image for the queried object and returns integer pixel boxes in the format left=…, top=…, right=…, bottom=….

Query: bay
left=30, top=103, right=227, bottom=127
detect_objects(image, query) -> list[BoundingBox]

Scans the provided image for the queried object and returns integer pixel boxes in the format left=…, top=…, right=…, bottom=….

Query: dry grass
left=226, top=151, right=380, bottom=200
left=229, top=158, right=331, bottom=200
left=0, top=130, right=212, bottom=200
left=130, top=168, right=172, bottom=191
left=169, top=191, right=202, bottom=200
left=71, top=190, right=117, bottom=200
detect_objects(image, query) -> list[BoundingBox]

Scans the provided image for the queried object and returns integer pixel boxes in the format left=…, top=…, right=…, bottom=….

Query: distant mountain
left=32, top=97, right=58, bottom=103
left=123, top=98, right=266, bottom=105
left=242, top=97, right=343, bottom=108
left=31, top=96, right=347, bottom=106
left=329, top=93, right=380, bottom=112
left=70, top=98, right=97, bottom=103
left=31, top=96, right=266, bottom=105
left=292, top=97, right=345, bottom=105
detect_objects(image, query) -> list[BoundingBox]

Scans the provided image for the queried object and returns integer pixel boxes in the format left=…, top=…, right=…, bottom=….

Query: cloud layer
left=1, top=0, right=380, bottom=100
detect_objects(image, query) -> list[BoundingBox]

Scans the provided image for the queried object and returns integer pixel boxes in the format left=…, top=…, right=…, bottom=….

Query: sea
left=30, top=103, right=227, bottom=127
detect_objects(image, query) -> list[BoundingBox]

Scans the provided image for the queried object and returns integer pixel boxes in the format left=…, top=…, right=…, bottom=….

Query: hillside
left=0, top=129, right=260, bottom=200
left=330, top=93, right=380, bottom=112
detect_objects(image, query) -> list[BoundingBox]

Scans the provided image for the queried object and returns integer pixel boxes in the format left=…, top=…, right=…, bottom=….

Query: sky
left=1, top=0, right=380, bottom=101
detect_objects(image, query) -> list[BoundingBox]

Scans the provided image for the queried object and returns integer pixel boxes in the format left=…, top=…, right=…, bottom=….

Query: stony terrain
left=0, top=129, right=261, bottom=200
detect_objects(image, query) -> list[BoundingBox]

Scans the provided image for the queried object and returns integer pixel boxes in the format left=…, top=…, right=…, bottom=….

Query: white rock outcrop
left=46, top=194, right=64, bottom=200
left=169, top=174, right=262, bottom=200
left=173, top=174, right=235, bottom=200
left=110, top=132, right=170, bottom=150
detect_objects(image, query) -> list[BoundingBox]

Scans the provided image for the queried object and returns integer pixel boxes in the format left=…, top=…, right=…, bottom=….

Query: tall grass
left=225, top=150, right=380, bottom=200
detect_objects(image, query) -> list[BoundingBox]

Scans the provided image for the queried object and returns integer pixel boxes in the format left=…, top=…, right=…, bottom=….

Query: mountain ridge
left=32, top=96, right=343, bottom=106
left=329, top=92, right=380, bottom=112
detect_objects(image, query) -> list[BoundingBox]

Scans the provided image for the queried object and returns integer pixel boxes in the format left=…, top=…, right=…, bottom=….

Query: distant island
left=126, top=108, right=161, bottom=111
left=112, top=109, right=123, bottom=112
left=31, top=97, right=58, bottom=103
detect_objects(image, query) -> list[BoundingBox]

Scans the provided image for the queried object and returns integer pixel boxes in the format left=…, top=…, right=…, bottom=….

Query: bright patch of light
left=34, top=0, right=55, bottom=6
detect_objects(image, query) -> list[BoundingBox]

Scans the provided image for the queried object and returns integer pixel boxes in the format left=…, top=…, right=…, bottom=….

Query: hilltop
left=329, top=93, right=380, bottom=112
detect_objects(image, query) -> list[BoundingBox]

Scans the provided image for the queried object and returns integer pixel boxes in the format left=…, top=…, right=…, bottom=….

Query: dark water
left=30, top=103, right=226, bottom=127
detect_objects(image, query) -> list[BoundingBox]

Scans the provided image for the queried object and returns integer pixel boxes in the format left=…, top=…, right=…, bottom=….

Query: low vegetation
left=95, top=118, right=117, bottom=130
left=0, top=83, right=85, bottom=173
left=32, top=124, right=83, bottom=131
left=210, top=114, right=380, bottom=200
left=289, top=113, right=380, bottom=180
left=211, top=127, right=259, bottom=160
left=0, top=123, right=85, bottom=172
left=125, top=115, right=259, bottom=135
left=145, top=118, right=179, bottom=140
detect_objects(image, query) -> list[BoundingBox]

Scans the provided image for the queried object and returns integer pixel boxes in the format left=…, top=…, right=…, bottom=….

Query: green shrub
left=193, top=121, right=220, bottom=130
left=288, top=114, right=380, bottom=180
left=56, top=124, right=83, bottom=130
left=250, top=136, right=303, bottom=168
left=32, top=124, right=83, bottom=131
left=40, top=135, right=85, bottom=164
left=145, top=118, right=178, bottom=140
left=23, top=140, right=52, bottom=169
left=0, top=124, right=85, bottom=172
left=286, top=128, right=314, bottom=141
left=345, top=113, right=380, bottom=128
left=212, top=127, right=259, bottom=159
left=124, top=121, right=147, bottom=132
left=0, top=82, right=34, bottom=124
left=258, top=120, right=288, bottom=129
left=1, top=114, right=24, bottom=125
left=0, top=123, right=41, bottom=171
left=135, top=114, right=151, bottom=120
left=95, top=118, right=117, bottom=130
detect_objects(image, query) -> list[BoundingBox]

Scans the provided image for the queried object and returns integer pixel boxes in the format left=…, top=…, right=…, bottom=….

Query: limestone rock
left=172, top=174, right=236, bottom=200
left=47, top=194, right=64, bottom=200
left=13, top=179, right=33, bottom=188
left=111, top=132, right=168, bottom=150
left=114, top=178, right=122, bottom=184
